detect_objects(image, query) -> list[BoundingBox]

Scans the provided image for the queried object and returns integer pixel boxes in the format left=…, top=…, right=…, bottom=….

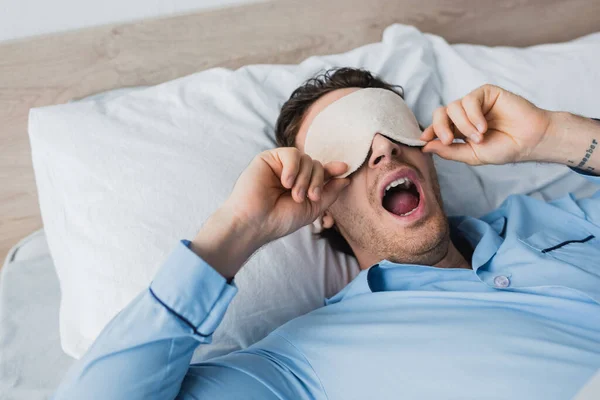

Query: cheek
left=332, top=185, right=374, bottom=217
left=329, top=191, right=349, bottom=215
left=415, top=154, right=436, bottom=182
left=412, top=149, right=432, bottom=168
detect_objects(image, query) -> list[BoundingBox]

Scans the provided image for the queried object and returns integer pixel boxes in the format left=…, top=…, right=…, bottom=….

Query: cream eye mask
left=304, top=88, right=426, bottom=178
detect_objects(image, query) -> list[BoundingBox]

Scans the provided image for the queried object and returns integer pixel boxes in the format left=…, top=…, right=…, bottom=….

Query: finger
left=292, top=155, right=314, bottom=202
left=446, top=101, right=481, bottom=143
left=308, top=160, right=324, bottom=201
left=422, top=141, right=481, bottom=166
left=277, top=148, right=302, bottom=189
left=432, top=106, right=457, bottom=145
left=323, top=161, right=349, bottom=180
left=420, top=125, right=436, bottom=142
left=461, top=95, right=487, bottom=135
left=318, top=178, right=351, bottom=212
left=468, top=84, right=502, bottom=115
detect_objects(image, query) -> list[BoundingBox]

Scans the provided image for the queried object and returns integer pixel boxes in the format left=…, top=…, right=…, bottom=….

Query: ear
left=321, top=209, right=335, bottom=230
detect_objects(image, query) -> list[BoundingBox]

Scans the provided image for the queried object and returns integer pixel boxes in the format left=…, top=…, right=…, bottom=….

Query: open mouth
left=381, top=176, right=421, bottom=217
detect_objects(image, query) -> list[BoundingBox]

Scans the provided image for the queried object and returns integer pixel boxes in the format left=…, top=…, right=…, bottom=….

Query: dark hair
left=274, top=67, right=404, bottom=257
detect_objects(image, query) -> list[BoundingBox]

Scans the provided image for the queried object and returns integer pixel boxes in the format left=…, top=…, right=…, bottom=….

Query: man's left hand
left=420, top=84, right=553, bottom=165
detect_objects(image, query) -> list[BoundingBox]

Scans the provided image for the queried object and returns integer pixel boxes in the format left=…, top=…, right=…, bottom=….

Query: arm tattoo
left=576, top=138, right=597, bottom=171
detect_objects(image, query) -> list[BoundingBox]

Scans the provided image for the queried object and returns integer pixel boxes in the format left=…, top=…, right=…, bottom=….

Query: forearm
left=534, top=112, right=600, bottom=175
left=55, top=290, right=200, bottom=400
left=190, top=206, right=264, bottom=280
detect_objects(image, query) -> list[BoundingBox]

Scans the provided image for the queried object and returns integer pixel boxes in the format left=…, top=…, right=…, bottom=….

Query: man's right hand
left=223, top=148, right=350, bottom=244
left=420, top=84, right=552, bottom=166
left=191, top=148, right=350, bottom=279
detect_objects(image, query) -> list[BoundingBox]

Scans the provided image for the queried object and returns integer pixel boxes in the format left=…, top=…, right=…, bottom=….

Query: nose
left=367, top=133, right=402, bottom=169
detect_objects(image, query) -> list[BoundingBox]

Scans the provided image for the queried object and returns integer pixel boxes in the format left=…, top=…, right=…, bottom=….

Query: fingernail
left=470, top=134, right=481, bottom=143
left=298, top=189, right=305, bottom=199
left=476, top=123, right=485, bottom=133
left=313, top=187, right=321, bottom=198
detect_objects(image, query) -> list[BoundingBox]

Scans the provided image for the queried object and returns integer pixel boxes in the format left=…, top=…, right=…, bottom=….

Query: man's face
left=295, top=88, right=449, bottom=269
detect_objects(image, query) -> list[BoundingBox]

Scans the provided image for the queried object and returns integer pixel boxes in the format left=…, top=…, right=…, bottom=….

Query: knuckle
left=434, top=106, right=446, bottom=117
left=283, top=146, right=299, bottom=157
left=481, top=83, right=498, bottom=95
left=447, top=101, right=461, bottom=113
left=432, top=120, right=447, bottom=133
left=461, top=96, right=475, bottom=107
left=300, top=154, right=312, bottom=165
left=259, top=149, right=272, bottom=159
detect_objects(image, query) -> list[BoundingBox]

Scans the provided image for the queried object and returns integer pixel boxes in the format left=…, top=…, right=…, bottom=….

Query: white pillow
left=29, top=24, right=600, bottom=362
left=29, top=25, right=448, bottom=362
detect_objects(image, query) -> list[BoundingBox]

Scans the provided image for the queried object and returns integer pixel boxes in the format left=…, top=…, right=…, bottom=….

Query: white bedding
left=29, top=25, right=600, bottom=365
left=4, top=23, right=600, bottom=400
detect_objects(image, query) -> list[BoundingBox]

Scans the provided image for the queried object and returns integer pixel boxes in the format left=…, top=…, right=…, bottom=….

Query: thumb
left=422, top=141, right=480, bottom=166
left=317, top=178, right=350, bottom=213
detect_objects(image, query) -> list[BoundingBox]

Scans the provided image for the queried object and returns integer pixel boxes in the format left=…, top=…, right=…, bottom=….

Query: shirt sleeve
left=53, top=240, right=316, bottom=400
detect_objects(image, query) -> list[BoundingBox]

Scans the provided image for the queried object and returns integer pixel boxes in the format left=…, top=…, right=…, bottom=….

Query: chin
left=389, top=218, right=449, bottom=263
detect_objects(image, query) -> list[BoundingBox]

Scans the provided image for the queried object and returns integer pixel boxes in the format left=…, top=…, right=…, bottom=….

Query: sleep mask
left=304, top=88, right=426, bottom=178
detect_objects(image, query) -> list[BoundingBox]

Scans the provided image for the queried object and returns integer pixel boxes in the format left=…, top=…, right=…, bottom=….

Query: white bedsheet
left=0, top=231, right=74, bottom=400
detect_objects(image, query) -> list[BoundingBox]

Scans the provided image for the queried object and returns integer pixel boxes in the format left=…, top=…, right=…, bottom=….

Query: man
left=55, top=68, right=600, bottom=399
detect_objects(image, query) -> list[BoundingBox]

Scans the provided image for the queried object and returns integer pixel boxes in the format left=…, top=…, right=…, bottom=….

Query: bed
left=1, top=0, right=600, bottom=399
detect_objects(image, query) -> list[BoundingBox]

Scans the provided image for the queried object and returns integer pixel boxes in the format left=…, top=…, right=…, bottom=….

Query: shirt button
left=493, top=275, right=510, bottom=288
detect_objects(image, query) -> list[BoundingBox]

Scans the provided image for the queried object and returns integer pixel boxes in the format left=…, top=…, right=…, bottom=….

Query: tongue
left=383, top=190, right=419, bottom=216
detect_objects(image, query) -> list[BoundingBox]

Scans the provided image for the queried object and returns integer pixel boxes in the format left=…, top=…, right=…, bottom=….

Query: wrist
left=531, top=111, right=600, bottom=173
left=527, top=110, right=568, bottom=163
left=190, top=207, right=264, bottom=280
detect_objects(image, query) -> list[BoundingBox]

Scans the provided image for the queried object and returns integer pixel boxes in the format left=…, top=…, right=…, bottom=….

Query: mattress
left=0, top=230, right=74, bottom=400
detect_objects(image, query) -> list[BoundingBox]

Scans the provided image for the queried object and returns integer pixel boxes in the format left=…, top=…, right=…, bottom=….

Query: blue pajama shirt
left=54, top=169, right=600, bottom=400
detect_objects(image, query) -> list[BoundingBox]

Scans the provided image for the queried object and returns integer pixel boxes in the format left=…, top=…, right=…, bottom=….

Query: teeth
left=385, top=177, right=413, bottom=193
left=399, top=206, right=418, bottom=217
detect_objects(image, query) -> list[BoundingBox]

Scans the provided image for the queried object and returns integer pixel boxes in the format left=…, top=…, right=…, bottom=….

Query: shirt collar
left=450, top=214, right=506, bottom=272
left=326, top=215, right=507, bottom=304
left=325, top=268, right=372, bottom=305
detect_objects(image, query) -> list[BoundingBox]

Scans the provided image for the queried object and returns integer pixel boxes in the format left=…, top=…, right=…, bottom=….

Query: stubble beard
left=338, top=169, right=450, bottom=266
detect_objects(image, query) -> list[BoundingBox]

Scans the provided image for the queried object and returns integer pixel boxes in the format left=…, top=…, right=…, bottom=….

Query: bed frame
left=1, top=0, right=599, bottom=261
